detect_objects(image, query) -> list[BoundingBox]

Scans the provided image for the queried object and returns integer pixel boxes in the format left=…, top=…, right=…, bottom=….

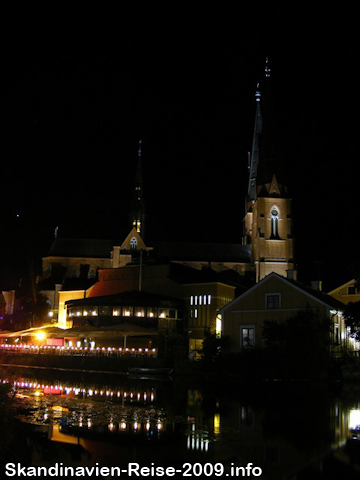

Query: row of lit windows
left=67, top=306, right=180, bottom=320
left=190, top=295, right=212, bottom=306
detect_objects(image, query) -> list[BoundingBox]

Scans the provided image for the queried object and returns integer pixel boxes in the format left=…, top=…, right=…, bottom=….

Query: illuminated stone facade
left=243, top=174, right=295, bottom=282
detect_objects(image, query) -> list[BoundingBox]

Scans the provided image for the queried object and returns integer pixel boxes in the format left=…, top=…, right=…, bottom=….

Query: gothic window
left=270, top=207, right=279, bottom=239
left=130, top=237, right=138, bottom=249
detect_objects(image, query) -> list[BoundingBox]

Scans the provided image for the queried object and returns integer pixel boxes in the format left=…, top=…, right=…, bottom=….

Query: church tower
left=130, top=140, right=146, bottom=238
left=243, top=59, right=296, bottom=282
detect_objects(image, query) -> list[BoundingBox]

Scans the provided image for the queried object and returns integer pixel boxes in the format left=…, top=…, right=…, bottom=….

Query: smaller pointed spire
left=130, top=140, right=145, bottom=237
left=265, top=57, right=271, bottom=78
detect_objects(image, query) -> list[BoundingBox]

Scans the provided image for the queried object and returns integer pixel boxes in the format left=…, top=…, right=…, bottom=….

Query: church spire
left=130, top=139, right=146, bottom=238
left=243, top=58, right=296, bottom=283
left=247, top=57, right=281, bottom=201
left=247, top=83, right=262, bottom=201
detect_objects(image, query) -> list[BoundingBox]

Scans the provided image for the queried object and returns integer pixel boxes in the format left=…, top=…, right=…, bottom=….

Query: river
left=0, top=365, right=360, bottom=479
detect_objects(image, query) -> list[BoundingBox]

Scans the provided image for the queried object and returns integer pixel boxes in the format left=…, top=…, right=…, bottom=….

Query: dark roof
left=167, top=262, right=248, bottom=289
left=46, top=238, right=118, bottom=258
left=153, top=241, right=251, bottom=263
left=265, top=273, right=346, bottom=311
left=45, top=237, right=251, bottom=264
left=288, top=278, right=346, bottom=311
left=37, top=272, right=96, bottom=292
left=65, top=290, right=183, bottom=308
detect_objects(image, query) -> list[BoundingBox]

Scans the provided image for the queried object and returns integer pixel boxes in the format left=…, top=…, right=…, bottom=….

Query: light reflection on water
left=1, top=366, right=360, bottom=477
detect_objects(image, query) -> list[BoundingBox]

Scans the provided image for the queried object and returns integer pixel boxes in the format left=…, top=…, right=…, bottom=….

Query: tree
left=200, top=329, right=229, bottom=365
left=261, top=309, right=332, bottom=379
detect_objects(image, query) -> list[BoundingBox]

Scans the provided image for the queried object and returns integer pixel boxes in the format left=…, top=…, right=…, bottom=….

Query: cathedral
left=36, top=60, right=296, bottom=352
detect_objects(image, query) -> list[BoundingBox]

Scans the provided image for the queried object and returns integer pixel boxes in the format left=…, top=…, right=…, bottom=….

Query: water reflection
left=1, top=365, right=360, bottom=478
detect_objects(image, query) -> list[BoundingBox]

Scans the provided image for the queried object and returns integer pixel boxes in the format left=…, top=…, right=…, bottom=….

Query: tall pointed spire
left=247, top=57, right=281, bottom=201
left=247, top=83, right=262, bottom=201
left=130, top=139, right=146, bottom=238
left=243, top=58, right=296, bottom=283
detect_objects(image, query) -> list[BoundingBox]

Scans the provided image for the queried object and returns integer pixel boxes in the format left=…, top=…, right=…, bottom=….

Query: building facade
left=328, top=279, right=360, bottom=306
left=218, top=272, right=350, bottom=352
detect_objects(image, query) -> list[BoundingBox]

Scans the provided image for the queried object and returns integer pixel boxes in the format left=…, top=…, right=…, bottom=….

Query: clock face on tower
left=271, top=208, right=278, bottom=217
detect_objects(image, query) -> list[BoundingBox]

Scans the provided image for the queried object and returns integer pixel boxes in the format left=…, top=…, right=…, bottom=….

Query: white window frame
left=240, top=325, right=255, bottom=348
left=265, top=293, right=281, bottom=309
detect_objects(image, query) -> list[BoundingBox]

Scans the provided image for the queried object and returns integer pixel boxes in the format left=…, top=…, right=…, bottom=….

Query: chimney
left=311, top=280, right=322, bottom=291
left=286, top=269, right=297, bottom=281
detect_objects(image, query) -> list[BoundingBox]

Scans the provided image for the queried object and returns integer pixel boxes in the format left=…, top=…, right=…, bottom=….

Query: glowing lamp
left=36, top=331, right=46, bottom=341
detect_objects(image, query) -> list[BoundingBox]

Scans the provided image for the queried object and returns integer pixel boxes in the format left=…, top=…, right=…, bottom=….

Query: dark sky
left=0, top=7, right=357, bottom=291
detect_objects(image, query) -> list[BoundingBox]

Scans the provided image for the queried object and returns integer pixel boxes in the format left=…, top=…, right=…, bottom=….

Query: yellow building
left=40, top=227, right=151, bottom=325
left=328, top=279, right=360, bottom=305
left=218, top=272, right=348, bottom=352
left=183, top=280, right=237, bottom=355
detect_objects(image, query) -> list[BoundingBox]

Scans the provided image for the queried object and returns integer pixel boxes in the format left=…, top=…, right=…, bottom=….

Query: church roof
left=153, top=241, right=251, bottom=263
left=46, top=237, right=117, bottom=258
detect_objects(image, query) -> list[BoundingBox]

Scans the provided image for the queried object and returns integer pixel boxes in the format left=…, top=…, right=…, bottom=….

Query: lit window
left=190, top=296, right=193, bottom=305
left=194, top=309, right=198, bottom=318
left=208, top=295, right=211, bottom=304
left=266, top=293, right=280, bottom=309
left=240, top=326, right=255, bottom=347
left=130, top=237, right=138, bottom=249
left=123, top=307, right=133, bottom=317
left=147, top=307, right=157, bottom=318
left=216, top=314, right=222, bottom=338
left=195, top=296, right=198, bottom=305
left=270, top=207, right=279, bottom=239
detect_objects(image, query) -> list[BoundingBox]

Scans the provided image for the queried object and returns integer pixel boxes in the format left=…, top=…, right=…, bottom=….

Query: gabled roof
left=219, top=272, right=345, bottom=314
left=327, top=279, right=358, bottom=296
left=120, top=227, right=149, bottom=251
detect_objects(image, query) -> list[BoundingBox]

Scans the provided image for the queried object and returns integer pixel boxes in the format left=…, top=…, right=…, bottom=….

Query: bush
left=261, top=309, right=332, bottom=379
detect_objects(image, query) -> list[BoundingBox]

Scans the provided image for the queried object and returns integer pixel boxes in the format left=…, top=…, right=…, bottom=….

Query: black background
left=0, top=6, right=357, bottom=291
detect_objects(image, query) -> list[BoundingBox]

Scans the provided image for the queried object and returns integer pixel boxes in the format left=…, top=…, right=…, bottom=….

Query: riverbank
left=0, top=352, right=167, bottom=374
left=1, top=350, right=360, bottom=385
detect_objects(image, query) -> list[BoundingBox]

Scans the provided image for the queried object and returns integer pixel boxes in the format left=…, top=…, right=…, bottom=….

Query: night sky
left=0, top=7, right=357, bottom=292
